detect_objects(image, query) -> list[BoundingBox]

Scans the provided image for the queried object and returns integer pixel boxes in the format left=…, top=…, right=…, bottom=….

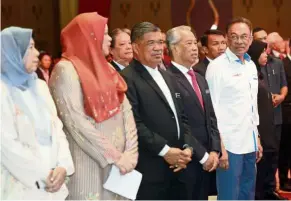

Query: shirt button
left=172, top=116, right=175, bottom=119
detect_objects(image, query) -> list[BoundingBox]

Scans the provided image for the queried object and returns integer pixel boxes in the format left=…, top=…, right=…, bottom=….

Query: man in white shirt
left=121, top=22, right=208, bottom=200
left=206, top=17, right=263, bottom=200
left=166, top=25, right=221, bottom=200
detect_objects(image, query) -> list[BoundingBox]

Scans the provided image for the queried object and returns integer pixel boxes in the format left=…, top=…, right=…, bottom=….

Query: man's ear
left=249, top=36, right=253, bottom=46
left=132, top=43, right=139, bottom=56
left=173, top=44, right=181, bottom=57
left=225, top=35, right=230, bottom=47
left=202, top=46, right=208, bottom=55
left=109, top=47, right=114, bottom=56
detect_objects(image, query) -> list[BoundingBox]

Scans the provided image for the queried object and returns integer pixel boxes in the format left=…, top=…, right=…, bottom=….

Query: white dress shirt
left=39, top=68, right=50, bottom=84
left=113, top=60, right=126, bottom=70
left=206, top=48, right=259, bottom=154
left=272, top=50, right=286, bottom=59
left=171, top=61, right=209, bottom=164
left=172, top=61, right=202, bottom=94
left=287, top=54, right=291, bottom=61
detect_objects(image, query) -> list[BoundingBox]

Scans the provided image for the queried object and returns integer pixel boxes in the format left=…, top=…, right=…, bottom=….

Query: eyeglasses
left=229, top=34, right=252, bottom=42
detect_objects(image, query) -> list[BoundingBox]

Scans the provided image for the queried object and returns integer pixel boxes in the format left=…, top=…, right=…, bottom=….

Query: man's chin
left=150, top=60, right=162, bottom=66
left=152, top=57, right=162, bottom=62
left=234, top=50, right=247, bottom=56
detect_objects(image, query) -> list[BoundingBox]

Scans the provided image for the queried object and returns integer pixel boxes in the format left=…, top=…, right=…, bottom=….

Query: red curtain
left=78, top=0, right=111, bottom=18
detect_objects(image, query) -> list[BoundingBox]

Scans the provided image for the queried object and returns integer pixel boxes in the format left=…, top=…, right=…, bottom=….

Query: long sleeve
left=169, top=73, right=207, bottom=161
left=180, top=101, right=207, bottom=161
left=37, top=80, right=75, bottom=176
left=279, top=60, right=288, bottom=88
left=55, top=118, right=75, bottom=175
left=204, top=78, right=221, bottom=153
left=121, top=74, right=168, bottom=155
left=0, top=82, right=47, bottom=188
left=208, top=94, right=221, bottom=153
left=205, top=63, right=223, bottom=133
left=121, top=96, right=138, bottom=160
left=49, top=61, right=122, bottom=168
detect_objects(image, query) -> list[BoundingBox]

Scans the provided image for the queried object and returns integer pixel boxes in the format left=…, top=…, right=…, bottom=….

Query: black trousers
left=256, top=151, right=279, bottom=199
left=209, top=171, right=217, bottom=195
left=180, top=162, right=211, bottom=200
left=256, top=125, right=281, bottom=199
left=136, top=174, right=187, bottom=200
left=278, top=123, right=291, bottom=185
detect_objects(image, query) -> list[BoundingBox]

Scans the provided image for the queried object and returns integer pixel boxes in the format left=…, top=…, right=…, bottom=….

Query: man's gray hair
left=131, top=22, right=161, bottom=43
left=166, top=25, right=193, bottom=57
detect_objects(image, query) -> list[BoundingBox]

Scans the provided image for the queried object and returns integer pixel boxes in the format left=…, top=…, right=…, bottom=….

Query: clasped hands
left=272, top=93, right=284, bottom=108
left=164, top=147, right=192, bottom=172
left=115, top=147, right=138, bottom=175
left=164, top=148, right=221, bottom=173
left=45, top=167, right=67, bottom=193
left=202, top=151, right=220, bottom=172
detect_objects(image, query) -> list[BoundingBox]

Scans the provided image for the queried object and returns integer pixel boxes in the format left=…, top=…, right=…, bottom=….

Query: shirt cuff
left=158, top=145, right=170, bottom=157
left=199, top=152, right=209, bottom=164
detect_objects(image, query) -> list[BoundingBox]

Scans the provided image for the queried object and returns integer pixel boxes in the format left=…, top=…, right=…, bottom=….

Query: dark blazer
left=35, top=67, right=52, bottom=82
left=168, top=64, right=221, bottom=153
left=193, top=58, right=210, bottom=77
left=168, top=64, right=221, bottom=199
left=261, top=56, right=288, bottom=125
left=121, top=59, right=207, bottom=182
left=257, top=78, right=278, bottom=152
left=282, top=56, right=291, bottom=124
left=110, top=61, right=122, bottom=72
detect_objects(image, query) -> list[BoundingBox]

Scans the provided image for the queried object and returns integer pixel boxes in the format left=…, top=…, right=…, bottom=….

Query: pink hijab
left=61, top=12, right=127, bottom=123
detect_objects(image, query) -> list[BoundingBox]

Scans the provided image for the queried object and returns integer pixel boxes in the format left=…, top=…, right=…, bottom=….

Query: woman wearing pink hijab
left=49, top=13, right=138, bottom=200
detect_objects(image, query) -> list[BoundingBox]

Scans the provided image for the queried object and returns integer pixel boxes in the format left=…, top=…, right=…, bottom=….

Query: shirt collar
left=287, top=54, right=291, bottom=61
left=143, top=64, right=159, bottom=75
left=171, top=61, right=190, bottom=75
left=272, top=50, right=280, bottom=58
left=206, top=57, right=213, bottom=62
left=225, top=47, right=251, bottom=64
left=272, top=50, right=286, bottom=58
left=113, top=60, right=125, bottom=70
left=39, top=67, right=49, bottom=75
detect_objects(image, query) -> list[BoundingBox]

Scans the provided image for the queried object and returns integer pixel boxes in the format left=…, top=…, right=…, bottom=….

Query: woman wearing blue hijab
left=1, top=27, right=74, bottom=199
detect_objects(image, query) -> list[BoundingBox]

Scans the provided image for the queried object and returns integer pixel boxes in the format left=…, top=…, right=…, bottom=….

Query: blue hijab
left=1, top=27, right=37, bottom=89
left=1, top=27, right=52, bottom=146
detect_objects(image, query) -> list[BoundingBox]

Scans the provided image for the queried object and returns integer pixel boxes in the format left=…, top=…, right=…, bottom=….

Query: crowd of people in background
left=1, top=12, right=291, bottom=200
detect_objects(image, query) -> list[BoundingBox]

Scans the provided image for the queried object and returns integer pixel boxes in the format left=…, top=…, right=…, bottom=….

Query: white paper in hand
left=103, top=165, right=142, bottom=200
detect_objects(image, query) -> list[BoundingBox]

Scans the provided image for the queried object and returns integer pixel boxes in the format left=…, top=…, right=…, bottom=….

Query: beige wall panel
left=1, top=0, right=60, bottom=57
left=109, top=0, right=142, bottom=30
left=1, top=0, right=24, bottom=28
left=140, top=0, right=172, bottom=32
left=232, top=0, right=290, bottom=38
left=109, top=0, right=172, bottom=32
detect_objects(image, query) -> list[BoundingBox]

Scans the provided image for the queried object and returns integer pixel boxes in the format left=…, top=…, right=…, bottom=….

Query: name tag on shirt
left=252, top=73, right=258, bottom=80
left=233, top=73, right=242, bottom=77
